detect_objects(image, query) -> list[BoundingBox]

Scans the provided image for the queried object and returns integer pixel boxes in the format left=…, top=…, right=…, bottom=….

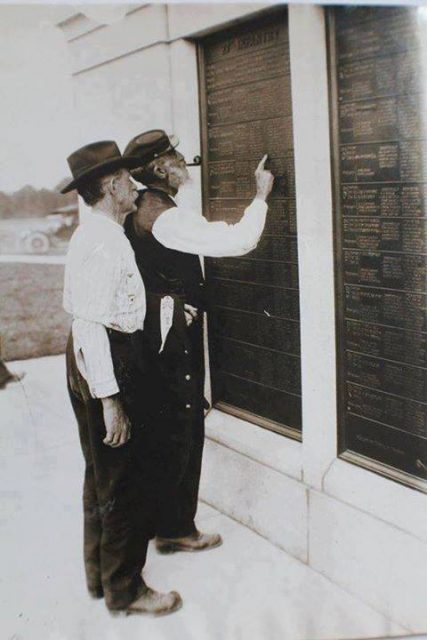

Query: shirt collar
left=87, top=211, right=125, bottom=233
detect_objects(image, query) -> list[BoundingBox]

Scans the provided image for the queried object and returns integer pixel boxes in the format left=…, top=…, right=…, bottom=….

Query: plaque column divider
left=288, top=4, right=338, bottom=489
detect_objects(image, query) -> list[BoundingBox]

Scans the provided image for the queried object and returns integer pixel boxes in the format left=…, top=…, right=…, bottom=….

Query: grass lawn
left=0, top=262, right=70, bottom=361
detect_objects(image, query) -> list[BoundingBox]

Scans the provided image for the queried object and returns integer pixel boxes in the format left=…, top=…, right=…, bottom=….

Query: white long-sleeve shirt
left=64, top=198, right=267, bottom=397
left=63, top=213, right=146, bottom=399
left=151, top=197, right=268, bottom=257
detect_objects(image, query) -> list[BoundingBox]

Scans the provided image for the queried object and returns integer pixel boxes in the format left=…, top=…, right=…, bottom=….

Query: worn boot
left=110, top=585, right=182, bottom=617
left=156, top=531, right=223, bottom=554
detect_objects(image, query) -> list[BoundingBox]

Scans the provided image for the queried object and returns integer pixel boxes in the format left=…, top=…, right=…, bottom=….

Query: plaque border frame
left=195, top=8, right=302, bottom=442
left=326, top=7, right=427, bottom=494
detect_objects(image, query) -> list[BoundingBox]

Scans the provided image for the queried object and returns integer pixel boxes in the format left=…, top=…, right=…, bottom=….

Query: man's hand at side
left=101, top=395, right=131, bottom=447
left=255, top=154, right=274, bottom=201
left=184, top=303, right=198, bottom=326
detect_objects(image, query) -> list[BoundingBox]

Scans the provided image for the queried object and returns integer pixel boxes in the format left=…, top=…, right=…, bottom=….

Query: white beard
left=176, top=175, right=200, bottom=211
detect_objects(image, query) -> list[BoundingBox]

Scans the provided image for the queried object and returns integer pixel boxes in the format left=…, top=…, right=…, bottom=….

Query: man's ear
left=108, top=173, right=120, bottom=194
left=152, top=161, right=167, bottom=180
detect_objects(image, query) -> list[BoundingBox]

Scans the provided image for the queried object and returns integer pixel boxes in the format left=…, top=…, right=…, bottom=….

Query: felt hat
left=61, top=140, right=138, bottom=194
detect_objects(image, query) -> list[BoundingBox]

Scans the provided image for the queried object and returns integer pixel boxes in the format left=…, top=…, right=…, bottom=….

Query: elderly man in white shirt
left=123, top=130, right=274, bottom=555
left=62, top=140, right=182, bottom=616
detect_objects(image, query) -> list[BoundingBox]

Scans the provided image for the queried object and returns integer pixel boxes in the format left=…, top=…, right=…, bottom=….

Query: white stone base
left=202, top=410, right=427, bottom=635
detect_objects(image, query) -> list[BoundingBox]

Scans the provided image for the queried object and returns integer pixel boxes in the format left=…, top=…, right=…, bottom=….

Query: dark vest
left=124, top=188, right=206, bottom=310
left=124, top=189, right=206, bottom=421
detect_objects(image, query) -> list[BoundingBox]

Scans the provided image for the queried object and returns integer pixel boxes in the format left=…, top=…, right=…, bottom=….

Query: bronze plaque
left=330, top=7, right=427, bottom=486
left=199, top=11, right=301, bottom=434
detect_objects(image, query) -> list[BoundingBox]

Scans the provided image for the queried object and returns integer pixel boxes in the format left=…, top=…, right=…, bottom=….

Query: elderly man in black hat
left=123, top=130, right=274, bottom=554
left=62, top=140, right=182, bottom=616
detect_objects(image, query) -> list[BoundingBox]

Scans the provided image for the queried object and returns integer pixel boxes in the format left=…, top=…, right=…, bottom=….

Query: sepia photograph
left=0, top=1, right=426, bottom=638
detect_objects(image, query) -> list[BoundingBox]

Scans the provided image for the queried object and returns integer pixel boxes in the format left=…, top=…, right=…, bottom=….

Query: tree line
left=0, top=180, right=76, bottom=219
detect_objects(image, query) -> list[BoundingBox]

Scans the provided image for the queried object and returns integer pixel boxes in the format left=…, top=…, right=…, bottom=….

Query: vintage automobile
left=17, top=204, right=79, bottom=254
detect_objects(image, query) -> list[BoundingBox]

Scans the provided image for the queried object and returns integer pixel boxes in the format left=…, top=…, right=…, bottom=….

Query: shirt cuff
left=90, top=378, right=120, bottom=399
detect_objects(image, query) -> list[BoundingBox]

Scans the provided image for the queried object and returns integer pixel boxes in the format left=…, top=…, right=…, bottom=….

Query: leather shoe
left=110, top=585, right=182, bottom=617
left=155, top=531, right=223, bottom=554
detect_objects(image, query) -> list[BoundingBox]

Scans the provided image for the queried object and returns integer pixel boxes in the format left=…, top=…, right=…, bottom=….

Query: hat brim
left=60, top=156, right=139, bottom=194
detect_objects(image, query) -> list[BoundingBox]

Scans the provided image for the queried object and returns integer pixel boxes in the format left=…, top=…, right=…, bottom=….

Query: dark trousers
left=152, top=318, right=206, bottom=539
left=0, top=358, right=14, bottom=388
left=155, top=407, right=205, bottom=538
left=66, top=332, right=152, bottom=610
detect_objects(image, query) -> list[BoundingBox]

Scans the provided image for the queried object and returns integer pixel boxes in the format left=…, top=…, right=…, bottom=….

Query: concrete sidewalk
left=0, top=355, right=414, bottom=640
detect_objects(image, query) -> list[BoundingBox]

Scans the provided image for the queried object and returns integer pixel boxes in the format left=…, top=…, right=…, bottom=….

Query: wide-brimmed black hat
left=123, top=129, right=179, bottom=168
left=61, top=140, right=138, bottom=194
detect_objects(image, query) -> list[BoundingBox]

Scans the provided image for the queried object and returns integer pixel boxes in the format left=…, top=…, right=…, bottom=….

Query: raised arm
left=152, top=155, right=274, bottom=257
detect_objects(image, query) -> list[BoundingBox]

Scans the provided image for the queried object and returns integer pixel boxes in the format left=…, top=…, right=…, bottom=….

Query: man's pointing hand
left=255, top=154, right=274, bottom=202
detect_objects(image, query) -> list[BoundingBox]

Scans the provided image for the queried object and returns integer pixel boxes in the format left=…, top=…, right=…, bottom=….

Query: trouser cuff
left=156, top=522, right=198, bottom=539
left=104, top=576, right=145, bottom=611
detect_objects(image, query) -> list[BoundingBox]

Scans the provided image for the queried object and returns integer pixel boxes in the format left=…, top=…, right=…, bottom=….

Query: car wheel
left=23, top=232, right=50, bottom=254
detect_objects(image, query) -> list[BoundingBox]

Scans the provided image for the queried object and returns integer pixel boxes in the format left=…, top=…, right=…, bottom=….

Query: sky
left=0, top=4, right=133, bottom=194
left=0, top=5, right=80, bottom=192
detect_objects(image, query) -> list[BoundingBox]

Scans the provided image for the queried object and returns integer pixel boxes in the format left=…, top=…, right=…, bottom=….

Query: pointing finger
left=256, top=154, right=268, bottom=172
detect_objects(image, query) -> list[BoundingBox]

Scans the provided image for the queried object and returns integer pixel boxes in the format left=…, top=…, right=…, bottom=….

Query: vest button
left=185, top=374, right=191, bottom=380
left=185, top=403, right=191, bottom=409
